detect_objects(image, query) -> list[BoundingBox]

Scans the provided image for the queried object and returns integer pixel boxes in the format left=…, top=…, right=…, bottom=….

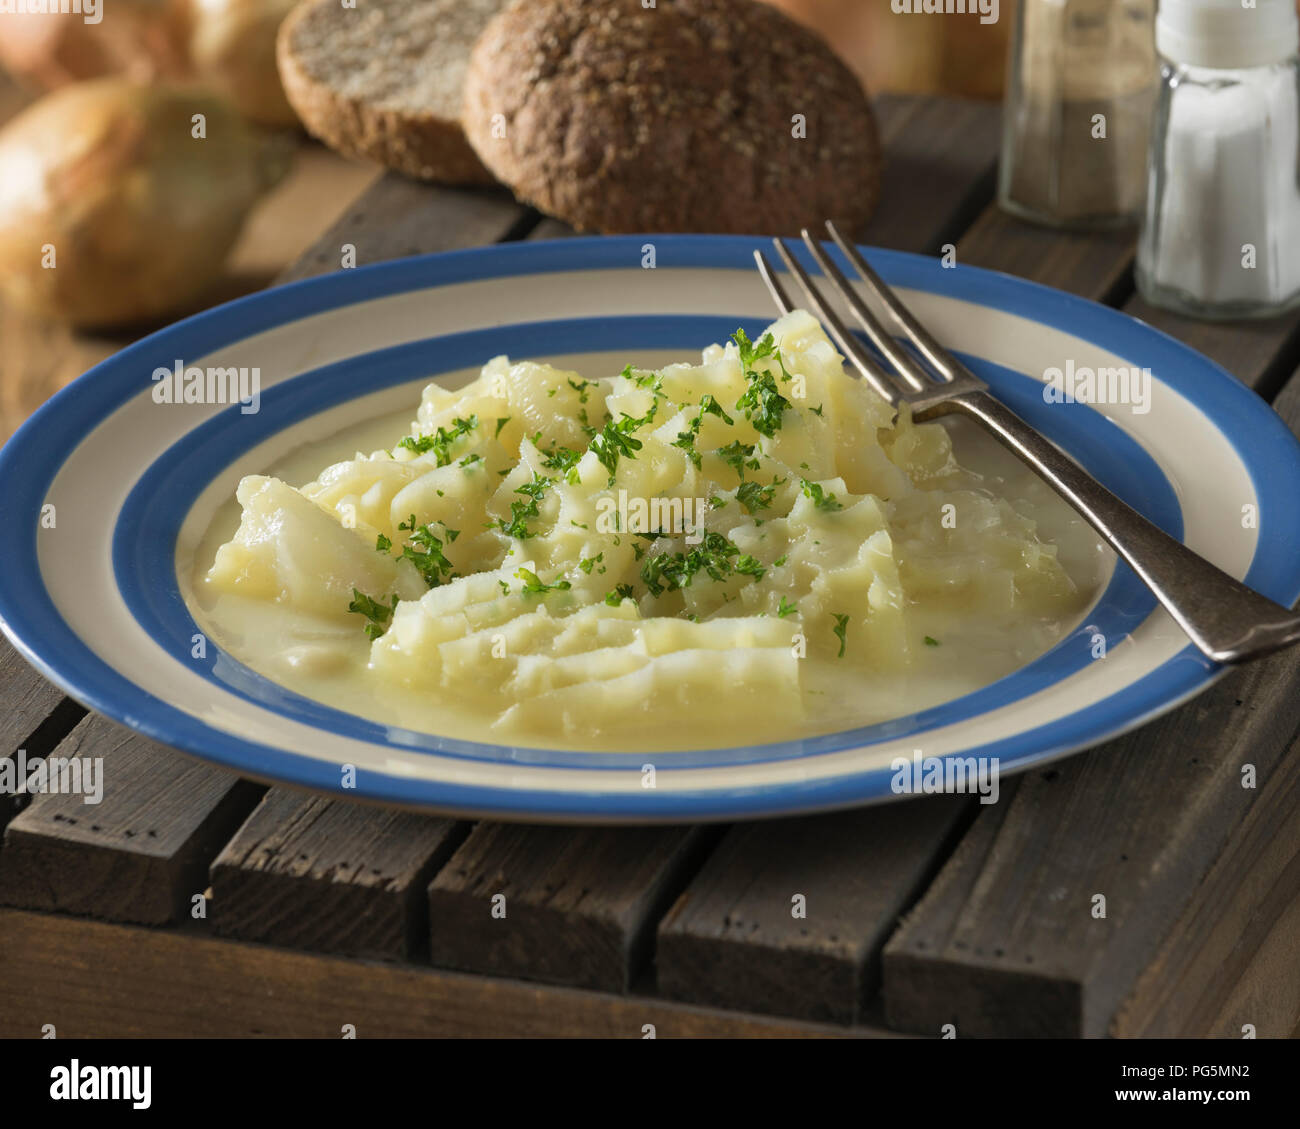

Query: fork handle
left=921, top=390, right=1300, bottom=664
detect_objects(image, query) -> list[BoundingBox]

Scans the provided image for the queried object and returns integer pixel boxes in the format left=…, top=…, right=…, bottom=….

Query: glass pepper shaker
left=1000, top=0, right=1158, bottom=228
left=1136, top=0, right=1300, bottom=319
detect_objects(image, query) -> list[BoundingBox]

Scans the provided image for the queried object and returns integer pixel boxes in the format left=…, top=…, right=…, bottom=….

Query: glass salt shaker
left=1136, top=0, right=1300, bottom=319
left=1000, top=0, right=1158, bottom=228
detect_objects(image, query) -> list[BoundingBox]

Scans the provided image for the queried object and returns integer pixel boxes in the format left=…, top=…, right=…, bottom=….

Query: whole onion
left=0, top=1, right=189, bottom=89
left=0, top=78, right=290, bottom=328
left=186, top=0, right=301, bottom=128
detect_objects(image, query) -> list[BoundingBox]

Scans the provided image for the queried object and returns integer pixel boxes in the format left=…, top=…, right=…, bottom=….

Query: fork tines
left=754, top=222, right=984, bottom=407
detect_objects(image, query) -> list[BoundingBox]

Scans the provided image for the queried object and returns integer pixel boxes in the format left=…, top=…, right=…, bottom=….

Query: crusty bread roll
left=462, top=0, right=882, bottom=235
left=277, top=0, right=508, bottom=185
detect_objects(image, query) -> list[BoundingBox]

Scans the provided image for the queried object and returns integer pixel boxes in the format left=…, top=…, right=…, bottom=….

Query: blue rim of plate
left=1, top=236, right=1298, bottom=820
left=113, top=317, right=1176, bottom=769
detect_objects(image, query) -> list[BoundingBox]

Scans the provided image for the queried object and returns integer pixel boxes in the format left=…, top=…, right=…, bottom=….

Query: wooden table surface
left=2, top=91, right=1299, bottom=1039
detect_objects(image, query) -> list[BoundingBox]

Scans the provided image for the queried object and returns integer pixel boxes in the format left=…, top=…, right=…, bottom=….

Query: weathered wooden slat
left=0, top=639, right=80, bottom=760
left=428, top=823, right=715, bottom=992
left=1102, top=371, right=1300, bottom=1036
left=882, top=365, right=1300, bottom=1037
left=1123, top=294, right=1300, bottom=394
left=211, top=789, right=465, bottom=960
left=657, top=798, right=969, bottom=1025
left=1112, top=725, right=1300, bottom=1037
left=0, top=907, right=896, bottom=1037
left=957, top=206, right=1134, bottom=302
left=528, top=217, right=579, bottom=241
left=276, top=179, right=529, bottom=282
left=0, top=638, right=86, bottom=834
left=883, top=652, right=1300, bottom=1037
left=866, top=94, right=1001, bottom=254
left=0, top=714, right=262, bottom=925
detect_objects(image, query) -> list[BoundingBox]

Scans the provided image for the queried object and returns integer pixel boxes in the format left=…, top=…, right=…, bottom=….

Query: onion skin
left=0, top=2, right=190, bottom=89
left=187, top=0, right=301, bottom=128
left=0, top=79, right=289, bottom=328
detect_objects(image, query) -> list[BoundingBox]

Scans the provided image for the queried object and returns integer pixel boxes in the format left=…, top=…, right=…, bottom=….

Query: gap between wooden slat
left=0, top=714, right=265, bottom=925
left=0, top=638, right=87, bottom=836
left=211, top=789, right=467, bottom=962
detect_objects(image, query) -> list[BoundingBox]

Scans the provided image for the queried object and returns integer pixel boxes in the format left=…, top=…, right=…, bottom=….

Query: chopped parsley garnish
left=800, top=479, right=843, bottom=512
left=396, top=414, right=478, bottom=466
left=673, top=394, right=734, bottom=469
left=348, top=589, right=397, bottom=641
left=924, top=635, right=940, bottom=647
left=639, top=531, right=766, bottom=597
left=567, top=377, right=595, bottom=402
left=831, top=613, right=850, bottom=658
left=515, top=567, right=571, bottom=596
left=460, top=453, right=484, bottom=470
left=395, top=514, right=458, bottom=588
left=621, top=364, right=664, bottom=395
left=605, top=584, right=635, bottom=606
left=590, top=404, right=656, bottom=480
left=776, top=596, right=799, bottom=619
left=495, top=417, right=511, bottom=438
left=737, top=479, right=778, bottom=514
left=578, top=553, right=604, bottom=575
left=540, top=443, right=583, bottom=479
left=732, top=329, right=792, bottom=437
left=716, top=440, right=760, bottom=480
left=495, top=475, right=552, bottom=540
left=810, top=403, right=824, bottom=417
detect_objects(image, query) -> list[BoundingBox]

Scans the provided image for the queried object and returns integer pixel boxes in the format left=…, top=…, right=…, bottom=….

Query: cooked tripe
left=202, top=311, right=1092, bottom=747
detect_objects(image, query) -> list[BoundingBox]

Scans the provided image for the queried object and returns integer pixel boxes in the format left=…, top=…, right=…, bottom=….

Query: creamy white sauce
left=183, top=397, right=1113, bottom=752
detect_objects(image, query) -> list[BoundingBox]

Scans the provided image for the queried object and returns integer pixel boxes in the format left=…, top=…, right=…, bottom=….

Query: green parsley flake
left=716, top=439, right=760, bottom=481
left=800, top=479, right=843, bottom=512
left=590, top=403, right=657, bottom=481
left=396, top=514, right=459, bottom=588
left=640, top=531, right=766, bottom=597
left=831, top=613, right=850, bottom=658
left=732, top=329, right=793, bottom=437
left=515, top=567, right=572, bottom=596
left=495, top=475, right=552, bottom=540
left=348, top=589, right=397, bottom=641
left=397, top=415, right=478, bottom=466
left=736, top=479, right=777, bottom=514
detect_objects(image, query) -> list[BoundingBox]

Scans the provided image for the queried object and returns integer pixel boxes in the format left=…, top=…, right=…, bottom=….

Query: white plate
left=2, top=236, right=1298, bottom=821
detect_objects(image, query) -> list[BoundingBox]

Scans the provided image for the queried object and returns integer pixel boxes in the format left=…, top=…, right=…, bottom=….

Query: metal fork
left=755, top=222, right=1300, bottom=664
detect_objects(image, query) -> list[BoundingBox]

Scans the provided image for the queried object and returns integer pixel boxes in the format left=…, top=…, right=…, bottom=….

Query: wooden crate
left=2, top=95, right=1299, bottom=1039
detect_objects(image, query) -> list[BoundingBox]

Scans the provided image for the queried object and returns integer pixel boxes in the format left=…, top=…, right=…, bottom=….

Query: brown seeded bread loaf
left=277, top=0, right=509, bottom=185
left=461, top=0, right=882, bottom=235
